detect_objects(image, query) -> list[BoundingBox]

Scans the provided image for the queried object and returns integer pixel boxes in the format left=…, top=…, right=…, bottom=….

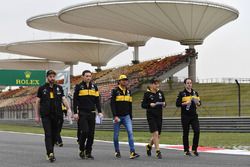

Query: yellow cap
left=118, top=74, right=128, bottom=80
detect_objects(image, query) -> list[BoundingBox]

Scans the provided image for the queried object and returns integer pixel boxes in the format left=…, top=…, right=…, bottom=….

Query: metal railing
left=1, top=117, right=249, bottom=132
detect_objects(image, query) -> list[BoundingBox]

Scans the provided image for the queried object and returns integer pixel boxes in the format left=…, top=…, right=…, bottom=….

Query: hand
left=98, top=112, right=104, bottom=118
left=67, top=110, right=73, bottom=120
left=150, top=103, right=156, bottom=108
left=35, top=116, right=40, bottom=124
left=114, top=116, right=119, bottom=123
left=163, top=102, right=166, bottom=107
left=73, top=114, right=79, bottom=121
left=185, top=100, right=191, bottom=105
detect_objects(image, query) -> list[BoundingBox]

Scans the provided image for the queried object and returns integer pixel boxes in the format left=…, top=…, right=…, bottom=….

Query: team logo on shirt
left=56, top=87, right=61, bottom=95
left=158, top=92, right=162, bottom=100
left=43, top=89, right=47, bottom=95
left=149, top=95, right=154, bottom=100
left=127, top=91, right=130, bottom=96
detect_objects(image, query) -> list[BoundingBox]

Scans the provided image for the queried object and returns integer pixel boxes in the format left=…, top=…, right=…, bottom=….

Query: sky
left=0, top=0, right=249, bottom=80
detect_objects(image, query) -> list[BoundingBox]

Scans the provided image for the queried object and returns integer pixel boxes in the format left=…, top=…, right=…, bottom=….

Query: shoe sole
left=79, top=153, right=85, bottom=159
left=184, top=154, right=192, bottom=156
left=156, top=155, right=162, bottom=159
left=86, top=157, right=94, bottom=160
left=130, top=155, right=140, bottom=159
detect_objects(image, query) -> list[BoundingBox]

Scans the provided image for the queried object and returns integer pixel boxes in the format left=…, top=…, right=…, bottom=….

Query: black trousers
left=79, top=112, right=96, bottom=154
left=41, top=115, right=60, bottom=155
left=56, top=116, right=64, bottom=144
left=181, top=114, right=200, bottom=152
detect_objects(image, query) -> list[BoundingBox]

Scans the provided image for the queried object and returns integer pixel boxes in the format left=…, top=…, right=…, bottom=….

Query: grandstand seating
left=0, top=53, right=189, bottom=117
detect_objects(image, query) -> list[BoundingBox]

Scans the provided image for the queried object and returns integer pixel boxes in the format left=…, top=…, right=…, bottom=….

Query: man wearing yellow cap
left=110, top=75, right=140, bottom=159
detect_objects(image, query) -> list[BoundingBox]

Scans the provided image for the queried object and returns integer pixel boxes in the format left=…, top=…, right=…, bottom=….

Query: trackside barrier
left=0, top=117, right=249, bottom=133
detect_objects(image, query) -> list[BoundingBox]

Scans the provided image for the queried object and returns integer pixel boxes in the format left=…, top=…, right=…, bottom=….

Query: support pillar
left=132, top=46, right=140, bottom=64
left=69, top=64, right=74, bottom=76
left=188, top=45, right=197, bottom=82
left=95, top=66, right=102, bottom=72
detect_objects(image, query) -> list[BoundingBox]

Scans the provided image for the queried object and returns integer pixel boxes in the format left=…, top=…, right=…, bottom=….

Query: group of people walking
left=35, top=70, right=201, bottom=163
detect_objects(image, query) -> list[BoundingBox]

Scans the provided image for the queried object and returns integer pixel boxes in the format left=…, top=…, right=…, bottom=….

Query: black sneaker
left=184, top=151, right=192, bottom=156
left=79, top=150, right=86, bottom=159
left=156, top=150, right=162, bottom=159
left=146, top=144, right=152, bottom=156
left=58, top=142, right=63, bottom=147
left=130, top=152, right=140, bottom=159
left=115, top=151, right=121, bottom=158
left=192, top=150, right=199, bottom=156
left=86, top=153, right=94, bottom=160
left=47, top=153, right=56, bottom=163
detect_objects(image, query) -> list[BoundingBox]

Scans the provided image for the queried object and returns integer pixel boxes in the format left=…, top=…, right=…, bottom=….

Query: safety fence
left=1, top=117, right=249, bottom=133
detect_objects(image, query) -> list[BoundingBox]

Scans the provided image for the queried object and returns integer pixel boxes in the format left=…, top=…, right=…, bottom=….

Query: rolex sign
left=0, top=70, right=46, bottom=86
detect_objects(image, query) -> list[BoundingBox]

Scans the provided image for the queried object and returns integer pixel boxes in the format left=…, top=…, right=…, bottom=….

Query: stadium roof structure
left=59, top=0, right=238, bottom=46
left=27, top=13, right=150, bottom=64
left=58, top=0, right=239, bottom=81
left=0, top=59, right=68, bottom=70
left=0, top=44, right=11, bottom=54
left=0, top=39, right=128, bottom=73
left=27, top=13, right=150, bottom=46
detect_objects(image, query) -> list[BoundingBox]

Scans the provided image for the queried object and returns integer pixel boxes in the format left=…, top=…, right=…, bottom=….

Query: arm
left=129, top=91, right=133, bottom=120
left=94, top=85, right=102, bottom=113
left=35, top=98, right=41, bottom=123
left=176, top=92, right=182, bottom=107
left=141, top=92, right=150, bottom=109
left=73, top=85, right=79, bottom=114
left=60, top=86, right=71, bottom=112
left=62, top=97, right=71, bottom=112
left=176, top=92, right=191, bottom=107
left=35, top=87, right=42, bottom=123
left=195, top=91, right=201, bottom=106
left=62, top=96, right=73, bottom=122
left=110, top=89, right=117, bottom=117
left=162, top=92, right=166, bottom=107
left=73, top=85, right=79, bottom=120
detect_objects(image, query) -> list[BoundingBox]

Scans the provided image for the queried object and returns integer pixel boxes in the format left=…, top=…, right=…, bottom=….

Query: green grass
left=132, top=83, right=250, bottom=118
left=0, top=124, right=249, bottom=150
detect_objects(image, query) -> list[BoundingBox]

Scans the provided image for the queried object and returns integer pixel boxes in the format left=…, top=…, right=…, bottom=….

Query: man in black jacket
left=73, top=70, right=103, bottom=160
left=176, top=78, right=201, bottom=156
left=35, top=70, right=71, bottom=163
left=141, top=78, right=166, bottom=159
left=111, top=75, right=140, bottom=159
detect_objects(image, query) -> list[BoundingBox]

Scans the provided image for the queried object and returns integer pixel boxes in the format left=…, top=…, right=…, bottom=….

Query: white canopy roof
left=59, top=0, right=239, bottom=45
left=27, top=13, right=150, bottom=46
left=0, top=39, right=128, bottom=67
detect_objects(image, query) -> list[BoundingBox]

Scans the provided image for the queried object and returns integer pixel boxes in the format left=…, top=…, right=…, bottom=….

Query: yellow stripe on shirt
left=79, top=89, right=99, bottom=97
left=116, top=95, right=132, bottom=102
left=182, top=96, right=200, bottom=102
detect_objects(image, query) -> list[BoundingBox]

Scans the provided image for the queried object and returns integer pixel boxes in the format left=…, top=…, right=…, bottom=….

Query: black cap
left=150, top=78, right=160, bottom=84
left=46, top=70, right=56, bottom=77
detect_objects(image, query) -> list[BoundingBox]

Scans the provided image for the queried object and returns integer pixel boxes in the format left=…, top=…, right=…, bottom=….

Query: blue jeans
left=113, top=115, right=135, bottom=152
